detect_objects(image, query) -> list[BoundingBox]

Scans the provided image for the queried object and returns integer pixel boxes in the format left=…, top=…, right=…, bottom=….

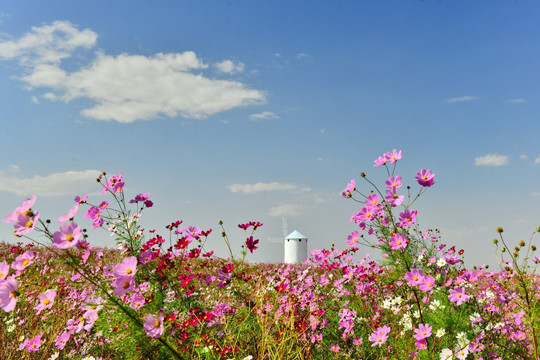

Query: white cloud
left=0, top=169, right=100, bottom=196
left=445, top=96, right=477, bottom=103
left=295, top=53, right=308, bottom=59
left=214, top=59, right=245, bottom=74
left=519, top=154, right=528, bottom=159
left=268, top=204, right=303, bottom=217
left=227, top=182, right=300, bottom=194
left=474, top=154, right=509, bottom=167
left=535, top=156, right=540, bottom=165
left=7, top=164, right=20, bottom=173
left=320, top=128, right=326, bottom=135
left=0, top=21, right=265, bottom=123
left=249, top=111, right=279, bottom=120
left=509, top=99, right=526, bottom=103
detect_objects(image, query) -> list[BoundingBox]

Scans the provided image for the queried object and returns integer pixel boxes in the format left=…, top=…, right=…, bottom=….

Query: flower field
left=1, top=150, right=539, bottom=360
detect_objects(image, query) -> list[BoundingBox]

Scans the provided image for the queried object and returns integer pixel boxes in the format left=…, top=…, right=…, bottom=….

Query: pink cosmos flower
left=346, top=231, right=359, bottom=247
left=101, top=173, right=124, bottom=194
left=139, top=250, right=153, bottom=264
left=369, top=325, right=391, bottom=347
left=130, top=193, right=151, bottom=203
left=21, top=333, right=42, bottom=352
left=4, top=195, right=36, bottom=223
left=13, top=211, right=40, bottom=236
left=419, top=275, right=435, bottom=292
left=58, top=204, right=80, bottom=223
left=405, top=269, right=425, bottom=286
left=342, top=179, right=356, bottom=198
left=416, top=169, right=435, bottom=187
left=0, top=278, right=18, bottom=312
left=53, top=222, right=82, bottom=249
left=385, top=176, right=402, bottom=189
left=113, top=277, right=135, bottom=297
left=34, top=289, right=56, bottom=314
left=11, top=251, right=36, bottom=271
left=55, top=332, right=70, bottom=350
left=74, top=194, right=88, bottom=204
left=384, top=149, right=402, bottom=163
left=374, top=155, right=387, bottom=167
left=413, top=323, right=432, bottom=341
left=365, top=194, right=379, bottom=206
left=399, top=209, right=417, bottom=227
left=114, top=256, right=138, bottom=277
left=389, top=233, right=408, bottom=250
left=144, top=314, right=164, bottom=338
left=448, top=287, right=469, bottom=305
left=385, top=188, right=404, bottom=206
left=0, top=261, right=8, bottom=280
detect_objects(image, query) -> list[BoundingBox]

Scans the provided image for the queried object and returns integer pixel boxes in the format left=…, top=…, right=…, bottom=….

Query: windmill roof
left=285, top=230, right=307, bottom=239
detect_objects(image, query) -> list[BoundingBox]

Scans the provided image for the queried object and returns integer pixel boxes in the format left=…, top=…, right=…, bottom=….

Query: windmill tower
left=284, top=229, right=308, bottom=264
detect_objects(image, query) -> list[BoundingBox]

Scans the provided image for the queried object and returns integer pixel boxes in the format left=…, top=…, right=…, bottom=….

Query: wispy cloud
left=0, top=21, right=265, bottom=123
left=227, top=182, right=302, bottom=194
left=214, top=59, right=245, bottom=74
left=268, top=203, right=303, bottom=217
left=295, top=53, right=309, bottom=60
left=474, top=154, right=509, bottom=167
left=509, top=99, right=526, bottom=103
left=535, top=156, right=540, bottom=165
left=519, top=154, right=528, bottom=159
left=249, top=111, right=279, bottom=120
left=0, top=169, right=100, bottom=196
left=531, top=192, right=540, bottom=197
left=445, top=96, right=477, bottom=103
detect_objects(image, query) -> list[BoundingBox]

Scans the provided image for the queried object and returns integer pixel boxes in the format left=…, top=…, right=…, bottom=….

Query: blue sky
left=0, top=1, right=539, bottom=268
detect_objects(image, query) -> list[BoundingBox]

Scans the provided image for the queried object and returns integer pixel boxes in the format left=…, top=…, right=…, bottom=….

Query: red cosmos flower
left=275, top=281, right=288, bottom=292
left=249, top=221, right=263, bottom=229
left=221, top=264, right=234, bottom=274
left=174, top=237, right=190, bottom=249
left=245, top=236, right=259, bottom=253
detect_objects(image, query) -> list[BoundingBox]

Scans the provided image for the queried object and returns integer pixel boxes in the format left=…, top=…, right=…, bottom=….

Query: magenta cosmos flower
left=415, top=169, right=435, bottom=187
left=0, top=278, right=18, bottom=312
left=399, top=209, right=417, bottom=227
left=114, top=256, right=138, bottom=277
left=346, top=231, right=359, bottom=247
left=53, top=222, right=82, bottom=249
left=405, top=269, right=425, bottom=286
left=144, top=314, right=164, bottom=338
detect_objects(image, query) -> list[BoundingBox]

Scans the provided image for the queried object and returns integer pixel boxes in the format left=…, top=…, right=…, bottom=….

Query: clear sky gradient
left=1, top=1, right=539, bottom=268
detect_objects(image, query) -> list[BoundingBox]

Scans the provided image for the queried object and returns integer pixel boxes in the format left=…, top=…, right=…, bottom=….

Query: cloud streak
left=227, top=182, right=301, bottom=194
left=0, top=21, right=265, bottom=123
left=0, top=169, right=100, bottom=196
left=249, top=111, right=279, bottom=120
left=474, top=154, right=509, bottom=167
left=446, top=96, right=477, bottom=103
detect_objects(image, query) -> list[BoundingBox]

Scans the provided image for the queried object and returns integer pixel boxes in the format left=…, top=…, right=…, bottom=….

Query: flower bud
left=360, top=172, right=366, bottom=178
left=493, top=239, right=498, bottom=244
left=532, top=245, right=536, bottom=251
left=497, top=227, right=504, bottom=233
left=519, top=240, right=526, bottom=247
left=501, top=247, right=506, bottom=252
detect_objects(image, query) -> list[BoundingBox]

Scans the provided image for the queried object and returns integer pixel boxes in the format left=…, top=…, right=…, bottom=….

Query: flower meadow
left=1, top=150, right=539, bottom=360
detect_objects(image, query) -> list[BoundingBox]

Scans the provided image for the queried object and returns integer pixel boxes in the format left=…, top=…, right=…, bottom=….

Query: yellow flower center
left=10, top=291, right=16, bottom=298
left=66, top=234, right=74, bottom=242
left=126, top=268, right=132, bottom=275
left=25, top=220, right=33, bottom=228
left=154, top=320, right=160, bottom=328
left=43, top=299, right=50, bottom=305
left=123, top=281, right=130, bottom=289
left=22, top=259, right=29, bottom=266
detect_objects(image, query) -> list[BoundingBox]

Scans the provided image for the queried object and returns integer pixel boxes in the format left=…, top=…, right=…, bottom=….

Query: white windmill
left=284, top=228, right=308, bottom=264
